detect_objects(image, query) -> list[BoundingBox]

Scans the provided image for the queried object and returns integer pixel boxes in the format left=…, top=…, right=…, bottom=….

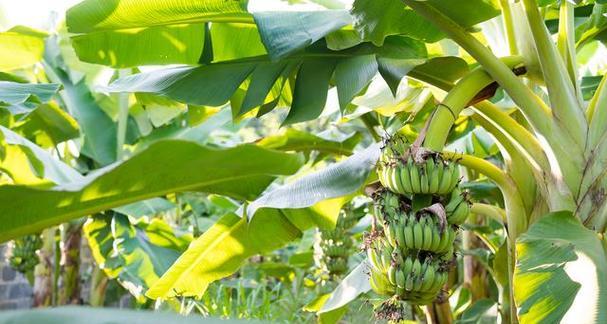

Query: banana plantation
left=0, top=0, right=606, bottom=323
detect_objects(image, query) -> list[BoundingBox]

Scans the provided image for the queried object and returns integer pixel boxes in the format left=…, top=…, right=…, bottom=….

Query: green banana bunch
left=371, top=134, right=471, bottom=310
left=9, top=234, right=43, bottom=274
left=444, top=189, right=471, bottom=225
left=378, top=154, right=460, bottom=196
left=317, top=205, right=363, bottom=277
left=368, top=254, right=450, bottom=305
left=326, top=257, right=348, bottom=274
left=375, top=191, right=456, bottom=254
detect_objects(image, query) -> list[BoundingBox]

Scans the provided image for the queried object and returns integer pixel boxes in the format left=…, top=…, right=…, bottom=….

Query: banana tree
left=0, top=0, right=606, bottom=323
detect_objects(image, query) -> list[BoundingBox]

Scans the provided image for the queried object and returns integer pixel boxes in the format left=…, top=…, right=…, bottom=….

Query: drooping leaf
left=106, top=63, right=256, bottom=107
left=0, top=306, right=246, bottom=324
left=0, top=126, right=82, bottom=184
left=351, top=0, right=501, bottom=45
left=283, top=58, right=337, bottom=125
left=146, top=210, right=302, bottom=298
left=71, top=24, right=206, bottom=67
left=513, top=211, right=607, bottom=324
left=253, top=10, right=352, bottom=60
left=334, top=55, right=378, bottom=110
left=257, top=128, right=361, bottom=156
left=238, top=61, right=294, bottom=115
left=246, top=143, right=380, bottom=218
left=377, top=57, right=425, bottom=95
left=45, top=39, right=117, bottom=165
left=0, top=81, right=61, bottom=115
left=66, top=0, right=250, bottom=33
left=84, top=213, right=191, bottom=299
left=105, top=37, right=426, bottom=124
left=0, top=141, right=304, bottom=242
left=13, top=102, right=80, bottom=147
left=319, top=260, right=371, bottom=313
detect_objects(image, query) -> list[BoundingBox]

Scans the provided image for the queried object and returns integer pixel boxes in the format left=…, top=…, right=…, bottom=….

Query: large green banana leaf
left=71, top=24, right=206, bottom=68
left=71, top=21, right=268, bottom=68
left=351, top=0, right=501, bottom=45
left=146, top=201, right=345, bottom=299
left=0, top=141, right=304, bottom=242
left=68, top=8, right=350, bottom=67
left=66, top=0, right=250, bottom=33
left=514, top=211, right=607, bottom=323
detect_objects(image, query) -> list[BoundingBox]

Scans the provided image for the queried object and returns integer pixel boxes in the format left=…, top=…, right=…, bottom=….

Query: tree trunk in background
left=426, top=300, right=454, bottom=324
left=89, top=267, right=109, bottom=307
left=33, top=228, right=55, bottom=307
left=58, top=223, right=82, bottom=305
left=463, top=213, right=489, bottom=301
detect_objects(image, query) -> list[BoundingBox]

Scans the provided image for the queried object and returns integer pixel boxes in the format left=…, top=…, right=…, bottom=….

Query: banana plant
left=0, top=0, right=606, bottom=323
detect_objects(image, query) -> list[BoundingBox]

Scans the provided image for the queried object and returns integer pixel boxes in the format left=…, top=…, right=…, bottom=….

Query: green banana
left=380, top=246, right=392, bottom=270
left=413, top=275, right=424, bottom=291
left=420, top=264, right=436, bottom=292
left=430, top=223, right=441, bottom=251
left=405, top=273, right=414, bottom=292
left=429, top=272, right=447, bottom=292
left=392, top=166, right=406, bottom=194
left=395, top=268, right=406, bottom=289
left=412, top=221, right=423, bottom=250
left=385, top=222, right=397, bottom=247
left=370, top=270, right=394, bottom=295
left=395, top=220, right=406, bottom=248
left=420, top=172, right=429, bottom=194
left=437, top=227, right=452, bottom=253
left=409, top=160, right=421, bottom=193
left=422, top=219, right=433, bottom=250
left=411, top=258, right=422, bottom=277
left=429, top=163, right=440, bottom=193
left=403, top=221, right=414, bottom=250
left=399, top=163, right=413, bottom=193
left=449, top=164, right=460, bottom=191
left=367, top=248, right=383, bottom=272
left=437, top=164, right=453, bottom=194
left=402, top=256, right=413, bottom=275
left=387, top=263, right=397, bottom=285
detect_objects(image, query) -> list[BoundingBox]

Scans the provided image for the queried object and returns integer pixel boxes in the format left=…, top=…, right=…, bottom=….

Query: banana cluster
left=317, top=206, right=360, bottom=277
left=367, top=136, right=471, bottom=306
left=378, top=156, right=460, bottom=195
left=368, top=245, right=449, bottom=305
left=9, top=234, right=43, bottom=274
